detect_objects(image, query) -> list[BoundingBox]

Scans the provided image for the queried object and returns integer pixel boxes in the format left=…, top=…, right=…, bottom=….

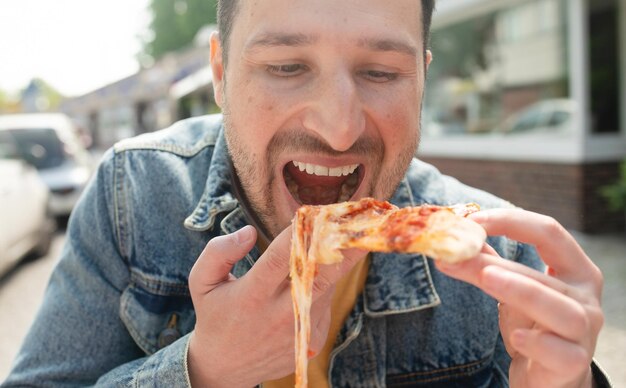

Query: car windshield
left=6, top=128, right=66, bottom=169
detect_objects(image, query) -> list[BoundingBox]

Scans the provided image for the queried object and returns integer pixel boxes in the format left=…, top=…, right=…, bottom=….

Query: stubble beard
left=222, top=107, right=419, bottom=238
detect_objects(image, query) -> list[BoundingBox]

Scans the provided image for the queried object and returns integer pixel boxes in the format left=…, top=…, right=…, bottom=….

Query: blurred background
left=0, top=0, right=624, bottom=384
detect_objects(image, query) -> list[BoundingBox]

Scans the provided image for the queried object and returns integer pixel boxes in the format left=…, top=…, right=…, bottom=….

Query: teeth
left=314, top=165, right=329, bottom=176
left=328, top=167, right=342, bottom=177
left=292, top=161, right=358, bottom=177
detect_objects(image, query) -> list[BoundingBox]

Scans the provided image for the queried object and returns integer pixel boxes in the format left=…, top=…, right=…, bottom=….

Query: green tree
left=143, top=0, right=218, bottom=61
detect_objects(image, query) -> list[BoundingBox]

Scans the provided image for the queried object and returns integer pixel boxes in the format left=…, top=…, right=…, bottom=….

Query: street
left=0, top=229, right=624, bottom=385
left=0, top=231, right=65, bottom=380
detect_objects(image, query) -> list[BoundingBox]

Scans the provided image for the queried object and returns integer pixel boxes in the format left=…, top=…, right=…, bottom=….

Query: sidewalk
left=572, top=232, right=626, bottom=386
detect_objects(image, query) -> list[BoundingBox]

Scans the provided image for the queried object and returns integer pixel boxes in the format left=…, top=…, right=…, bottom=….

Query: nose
left=301, top=70, right=365, bottom=152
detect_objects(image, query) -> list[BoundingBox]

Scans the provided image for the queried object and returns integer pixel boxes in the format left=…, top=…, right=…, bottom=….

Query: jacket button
left=158, top=327, right=181, bottom=349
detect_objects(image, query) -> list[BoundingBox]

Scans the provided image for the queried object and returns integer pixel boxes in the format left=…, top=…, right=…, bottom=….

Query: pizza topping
left=284, top=162, right=361, bottom=205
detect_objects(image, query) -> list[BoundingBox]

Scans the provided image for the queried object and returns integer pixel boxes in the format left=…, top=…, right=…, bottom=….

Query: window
left=6, top=128, right=66, bottom=170
left=587, top=0, right=620, bottom=133
left=424, top=0, right=571, bottom=138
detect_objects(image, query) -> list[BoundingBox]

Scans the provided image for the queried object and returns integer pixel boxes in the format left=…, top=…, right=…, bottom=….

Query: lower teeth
left=338, top=172, right=358, bottom=202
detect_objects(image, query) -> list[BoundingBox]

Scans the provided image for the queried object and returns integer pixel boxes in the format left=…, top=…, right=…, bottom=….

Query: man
left=3, top=0, right=609, bottom=387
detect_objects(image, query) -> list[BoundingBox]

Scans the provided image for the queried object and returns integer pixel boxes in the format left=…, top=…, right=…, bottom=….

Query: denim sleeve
left=2, top=150, right=191, bottom=387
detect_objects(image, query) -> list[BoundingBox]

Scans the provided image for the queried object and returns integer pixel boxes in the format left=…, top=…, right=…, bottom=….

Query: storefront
left=420, top=0, right=626, bottom=232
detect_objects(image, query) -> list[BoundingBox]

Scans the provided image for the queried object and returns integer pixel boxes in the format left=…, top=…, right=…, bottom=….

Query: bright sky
left=0, top=0, right=150, bottom=97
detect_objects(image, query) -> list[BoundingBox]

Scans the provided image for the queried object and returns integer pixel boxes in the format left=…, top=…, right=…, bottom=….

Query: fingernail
left=232, top=226, right=254, bottom=246
left=468, top=211, right=487, bottom=223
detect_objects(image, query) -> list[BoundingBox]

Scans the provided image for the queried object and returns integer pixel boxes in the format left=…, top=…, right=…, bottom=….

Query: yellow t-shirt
left=263, top=256, right=370, bottom=388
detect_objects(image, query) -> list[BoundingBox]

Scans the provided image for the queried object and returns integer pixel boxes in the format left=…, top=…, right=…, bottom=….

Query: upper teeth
left=292, top=161, right=359, bottom=177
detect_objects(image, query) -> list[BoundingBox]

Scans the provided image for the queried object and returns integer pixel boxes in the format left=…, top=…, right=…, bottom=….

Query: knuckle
left=588, top=305, right=605, bottom=333
left=263, top=248, right=289, bottom=274
left=589, top=264, right=604, bottom=294
left=516, top=281, right=539, bottom=302
left=542, top=216, right=565, bottom=236
left=567, top=304, right=590, bottom=338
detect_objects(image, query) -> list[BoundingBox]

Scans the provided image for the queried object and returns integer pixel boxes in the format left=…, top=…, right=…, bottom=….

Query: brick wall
left=420, top=157, right=624, bottom=233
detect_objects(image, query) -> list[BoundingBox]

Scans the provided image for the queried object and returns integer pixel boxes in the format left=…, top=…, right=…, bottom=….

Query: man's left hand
left=436, top=208, right=604, bottom=388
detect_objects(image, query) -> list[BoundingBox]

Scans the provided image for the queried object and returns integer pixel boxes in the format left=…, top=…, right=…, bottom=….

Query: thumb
left=189, top=225, right=257, bottom=297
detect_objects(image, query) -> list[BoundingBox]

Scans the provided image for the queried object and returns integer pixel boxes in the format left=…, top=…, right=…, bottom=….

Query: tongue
left=286, top=163, right=349, bottom=205
left=299, top=186, right=341, bottom=205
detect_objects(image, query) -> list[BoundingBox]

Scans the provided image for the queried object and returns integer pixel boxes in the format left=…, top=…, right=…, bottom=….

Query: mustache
left=266, top=129, right=384, bottom=161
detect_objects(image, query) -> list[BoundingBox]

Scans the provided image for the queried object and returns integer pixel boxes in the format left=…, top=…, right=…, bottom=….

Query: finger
left=510, top=329, right=592, bottom=376
left=309, top=287, right=334, bottom=358
left=481, top=266, right=590, bottom=342
left=245, top=226, right=293, bottom=297
left=469, top=209, right=598, bottom=285
left=311, top=248, right=368, bottom=299
left=436, top=249, right=588, bottom=304
left=498, top=302, right=533, bottom=357
left=189, top=225, right=257, bottom=297
left=311, top=285, right=335, bottom=317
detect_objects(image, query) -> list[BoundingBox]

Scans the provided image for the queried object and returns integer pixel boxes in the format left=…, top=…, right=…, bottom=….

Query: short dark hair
left=217, top=0, right=436, bottom=66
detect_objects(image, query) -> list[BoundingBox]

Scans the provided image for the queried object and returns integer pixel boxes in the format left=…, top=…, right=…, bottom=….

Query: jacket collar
left=183, top=126, right=238, bottom=232
left=184, top=124, right=440, bottom=315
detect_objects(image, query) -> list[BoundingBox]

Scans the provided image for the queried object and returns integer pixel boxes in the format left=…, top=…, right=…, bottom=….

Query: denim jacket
left=3, top=115, right=610, bottom=387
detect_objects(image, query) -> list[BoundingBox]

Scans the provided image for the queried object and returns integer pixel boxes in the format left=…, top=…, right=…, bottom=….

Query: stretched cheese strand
left=290, top=207, right=318, bottom=388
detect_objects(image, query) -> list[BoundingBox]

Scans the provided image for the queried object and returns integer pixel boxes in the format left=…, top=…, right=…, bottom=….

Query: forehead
left=229, top=0, right=423, bottom=50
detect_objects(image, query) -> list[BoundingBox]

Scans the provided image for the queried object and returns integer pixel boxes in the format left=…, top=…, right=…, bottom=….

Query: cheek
left=241, top=82, right=282, bottom=119
left=374, top=98, right=420, bottom=158
left=226, top=80, right=281, bottom=145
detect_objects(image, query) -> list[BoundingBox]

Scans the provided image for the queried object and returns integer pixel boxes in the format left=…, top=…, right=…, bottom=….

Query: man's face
left=211, top=0, right=429, bottom=237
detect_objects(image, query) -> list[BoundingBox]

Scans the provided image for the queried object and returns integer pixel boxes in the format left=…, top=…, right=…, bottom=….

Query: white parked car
left=497, top=99, right=576, bottom=135
left=0, top=157, right=55, bottom=275
left=0, top=113, right=93, bottom=217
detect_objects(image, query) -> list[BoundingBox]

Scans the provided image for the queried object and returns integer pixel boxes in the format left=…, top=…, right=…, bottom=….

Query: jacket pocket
left=120, top=277, right=195, bottom=355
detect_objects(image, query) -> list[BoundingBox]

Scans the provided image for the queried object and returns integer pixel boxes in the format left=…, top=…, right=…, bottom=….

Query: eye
left=266, top=64, right=308, bottom=77
left=360, top=70, right=398, bottom=83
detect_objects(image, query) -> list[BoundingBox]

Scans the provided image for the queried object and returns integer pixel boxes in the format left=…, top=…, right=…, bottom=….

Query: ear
left=210, top=31, right=225, bottom=108
left=426, top=50, right=433, bottom=70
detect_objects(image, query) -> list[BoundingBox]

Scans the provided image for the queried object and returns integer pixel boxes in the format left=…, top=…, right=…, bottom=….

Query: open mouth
left=283, top=161, right=363, bottom=205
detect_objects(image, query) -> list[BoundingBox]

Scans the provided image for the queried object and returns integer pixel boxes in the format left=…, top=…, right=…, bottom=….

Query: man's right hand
left=187, top=225, right=366, bottom=387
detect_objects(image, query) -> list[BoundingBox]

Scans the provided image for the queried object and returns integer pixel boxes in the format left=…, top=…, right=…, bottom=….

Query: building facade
left=420, top=0, right=626, bottom=232
left=61, top=29, right=216, bottom=149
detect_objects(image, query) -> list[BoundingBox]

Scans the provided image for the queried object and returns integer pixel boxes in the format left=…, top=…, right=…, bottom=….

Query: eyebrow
left=245, top=32, right=418, bottom=58
left=358, top=38, right=418, bottom=58
left=246, top=32, right=318, bottom=51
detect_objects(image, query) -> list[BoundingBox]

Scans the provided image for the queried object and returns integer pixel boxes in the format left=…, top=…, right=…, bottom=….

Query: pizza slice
left=289, top=198, right=486, bottom=388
